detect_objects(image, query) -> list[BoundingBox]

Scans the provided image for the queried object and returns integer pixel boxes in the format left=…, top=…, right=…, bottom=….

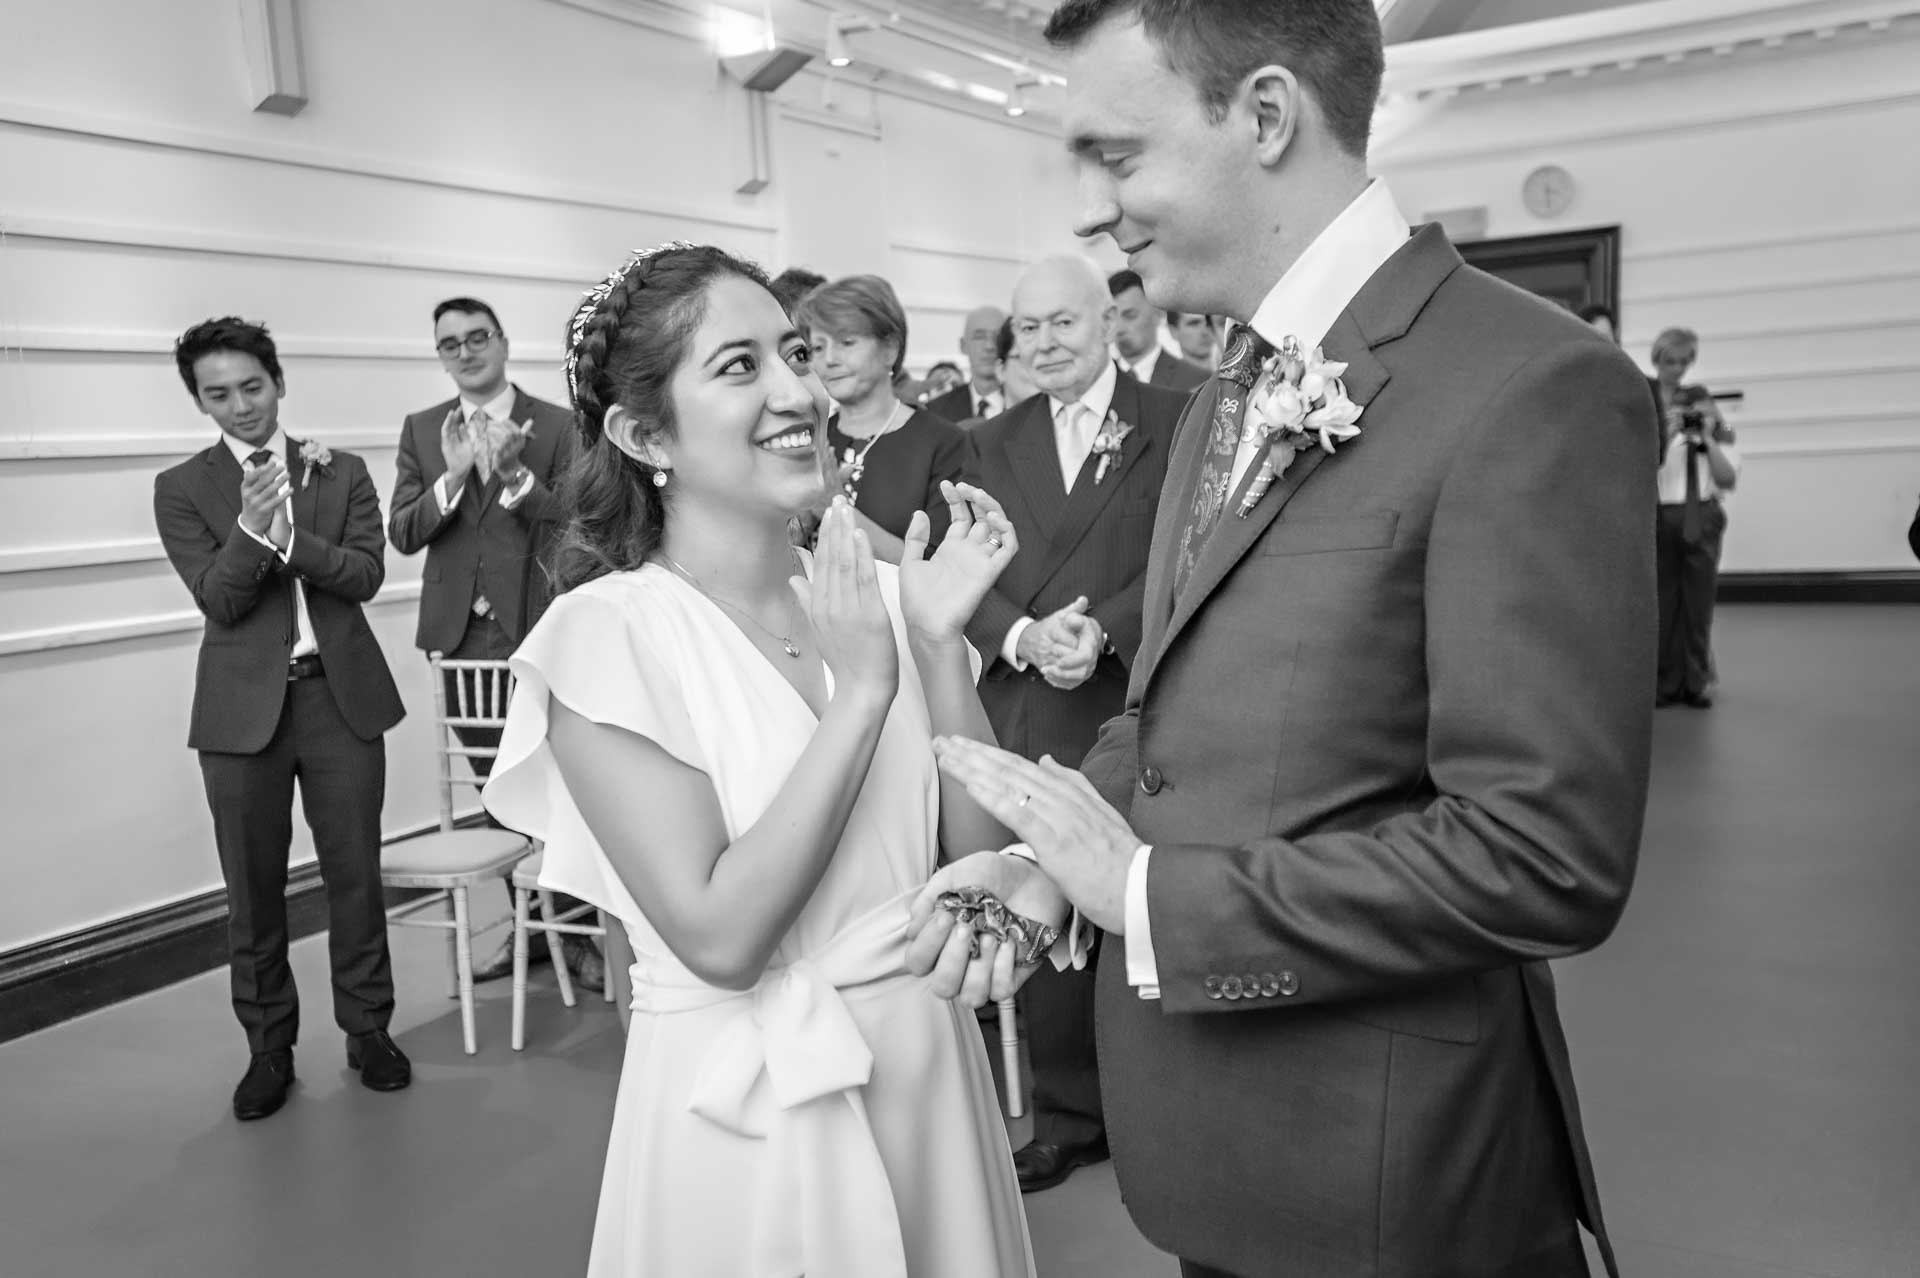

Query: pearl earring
left=652, top=469, right=669, bottom=488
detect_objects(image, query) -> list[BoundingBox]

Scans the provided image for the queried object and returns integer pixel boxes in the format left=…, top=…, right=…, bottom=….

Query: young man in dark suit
left=962, top=255, right=1188, bottom=1192
left=155, top=317, right=410, bottom=1121
left=917, top=2, right=1655, bottom=1274
left=925, top=305, right=1010, bottom=423
left=387, top=298, right=589, bottom=986
left=1110, top=268, right=1209, bottom=393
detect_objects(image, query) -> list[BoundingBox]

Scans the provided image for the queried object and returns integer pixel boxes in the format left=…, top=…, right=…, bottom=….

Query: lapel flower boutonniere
left=1236, top=337, right=1364, bottom=517
left=297, top=439, right=334, bottom=491
left=1089, top=411, right=1135, bottom=485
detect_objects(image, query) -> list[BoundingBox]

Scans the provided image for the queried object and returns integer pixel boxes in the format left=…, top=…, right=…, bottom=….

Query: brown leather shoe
left=233, top=1049, right=294, bottom=1121
left=472, top=933, right=547, bottom=984
left=1012, top=1138, right=1110, bottom=1193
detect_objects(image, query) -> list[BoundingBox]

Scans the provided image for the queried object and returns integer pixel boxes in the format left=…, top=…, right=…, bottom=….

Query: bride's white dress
left=484, top=556, right=1035, bottom=1278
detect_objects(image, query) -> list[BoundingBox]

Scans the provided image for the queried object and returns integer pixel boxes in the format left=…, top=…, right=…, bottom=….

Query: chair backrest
left=427, top=655, right=518, bottom=832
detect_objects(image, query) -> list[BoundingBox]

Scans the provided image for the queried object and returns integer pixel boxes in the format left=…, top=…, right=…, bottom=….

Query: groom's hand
left=931, top=739, right=1135, bottom=933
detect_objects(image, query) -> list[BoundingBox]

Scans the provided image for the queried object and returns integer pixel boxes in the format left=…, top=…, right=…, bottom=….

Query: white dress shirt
left=1125, top=179, right=1413, bottom=999
left=999, top=359, right=1119, bottom=669
left=969, top=385, right=1005, bottom=420
left=1654, top=391, right=1740, bottom=504
left=1124, top=345, right=1165, bottom=385
left=437, top=383, right=535, bottom=515
left=226, top=429, right=319, bottom=659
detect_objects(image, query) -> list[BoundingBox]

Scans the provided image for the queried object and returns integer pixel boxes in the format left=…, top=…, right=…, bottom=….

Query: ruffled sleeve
left=482, top=581, right=705, bottom=930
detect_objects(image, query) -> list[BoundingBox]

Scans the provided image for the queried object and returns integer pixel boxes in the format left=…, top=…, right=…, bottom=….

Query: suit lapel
left=1134, top=381, right=1223, bottom=668
left=287, top=437, right=323, bottom=536
left=1137, top=225, right=1456, bottom=693
left=1002, top=398, right=1066, bottom=542
left=201, top=442, right=243, bottom=525
left=1022, top=376, right=1154, bottom=599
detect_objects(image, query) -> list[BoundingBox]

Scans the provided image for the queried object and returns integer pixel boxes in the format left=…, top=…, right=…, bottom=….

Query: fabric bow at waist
left=628, top=894, right=918, bottom=1278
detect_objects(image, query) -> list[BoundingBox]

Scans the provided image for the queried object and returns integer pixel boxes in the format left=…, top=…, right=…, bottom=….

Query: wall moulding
left=6, top=328, right=563, bottom=366
left=1624, top=215, right=1920, bottom=263
left=0, top=582, right=424, bottom=659
left=888, top=236, right=1027, bottom=267
left=0, top=538, right=167, bottom=576
left=2, top=216, right=597, bottom=288
left=0, top=429, right=399, bottom=461
left=0, top=100, right=779, bottom=235
left=1382, top=0, right=1920, bottom=100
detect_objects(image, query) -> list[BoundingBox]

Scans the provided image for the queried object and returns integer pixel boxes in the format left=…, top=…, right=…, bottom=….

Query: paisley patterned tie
left=1172, top=325, right=1276, bottom=597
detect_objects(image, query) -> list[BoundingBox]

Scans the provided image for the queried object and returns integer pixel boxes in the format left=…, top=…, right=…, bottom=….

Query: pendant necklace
left=657, top=550, right=804, bottom=658
left=839, top=401, right=908, bottom=502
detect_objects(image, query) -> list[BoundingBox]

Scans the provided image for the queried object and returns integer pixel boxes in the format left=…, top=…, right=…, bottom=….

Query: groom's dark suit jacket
left=154, top=441, right=404, bottom=754
left=963, top=370, right=1186, bottom=768
left=1081, top=226, right=1653, bottom=1277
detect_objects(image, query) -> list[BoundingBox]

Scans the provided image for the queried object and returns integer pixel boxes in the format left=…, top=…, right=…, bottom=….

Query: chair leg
left=998, top=998, right=1024, bottom=1119
left=453, top=885, right=477, bottom=1056
left=540, top=889, right=576, bottom=1008
left=511, top=885, right=531, bottom=1052
left=444, top=892, right=460, bottom=1000
left=597, top=911, right=615, bottom=1004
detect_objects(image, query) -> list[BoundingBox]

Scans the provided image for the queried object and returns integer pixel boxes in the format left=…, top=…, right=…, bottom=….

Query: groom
left=916, top=2, right=1655, bottom=1275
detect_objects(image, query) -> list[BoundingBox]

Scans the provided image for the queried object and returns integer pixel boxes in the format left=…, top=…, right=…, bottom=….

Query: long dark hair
left=549, top=245, right=773, bottom=593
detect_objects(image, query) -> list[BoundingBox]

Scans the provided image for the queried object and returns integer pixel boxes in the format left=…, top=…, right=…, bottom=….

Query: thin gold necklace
left=657, top=550, right=804, bottom=659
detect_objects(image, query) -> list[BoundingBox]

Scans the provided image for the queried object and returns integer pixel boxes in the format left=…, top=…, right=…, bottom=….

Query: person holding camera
left=1650, top=327, right=1739, bottom=708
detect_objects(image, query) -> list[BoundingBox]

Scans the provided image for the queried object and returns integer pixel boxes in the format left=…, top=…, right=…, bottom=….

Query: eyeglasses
left=436, top=329, right=499, bottom=358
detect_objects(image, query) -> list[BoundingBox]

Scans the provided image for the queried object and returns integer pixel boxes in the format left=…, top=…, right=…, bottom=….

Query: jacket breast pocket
left=1259, top=511, right=1399, bottom=557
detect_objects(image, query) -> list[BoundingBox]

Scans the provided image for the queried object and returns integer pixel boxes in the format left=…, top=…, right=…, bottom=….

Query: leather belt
left=287, top=655, right=326, bottom=681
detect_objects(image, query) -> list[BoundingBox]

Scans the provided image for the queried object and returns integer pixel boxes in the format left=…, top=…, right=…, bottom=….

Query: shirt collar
left=1246, top=180, right=1411, bottom=356
left=461, top=383, right=518, bottom=423
left=222, top=427, right=287, bottom=465
left=1048, top=357, right=1119, bottom=428
left=1126, top=346, right=1161, bottom=382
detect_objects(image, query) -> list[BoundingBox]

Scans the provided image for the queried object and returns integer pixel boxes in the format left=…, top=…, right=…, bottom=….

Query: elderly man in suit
left=388, top=297, right=586, bottom=985
left=1110, top=268, right=1209, bottom=393
left=926, top=305, right=1010, bottom=423
left=962, top=255, right=1189, bottom=1192
left=155, top=317, right=410, bottom=1121
left=914, top=2, right=1655, bottom=1275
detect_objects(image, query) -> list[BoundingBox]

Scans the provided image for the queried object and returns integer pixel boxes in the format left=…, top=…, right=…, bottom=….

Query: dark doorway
left=1458, top=226, right=1621, bottom=319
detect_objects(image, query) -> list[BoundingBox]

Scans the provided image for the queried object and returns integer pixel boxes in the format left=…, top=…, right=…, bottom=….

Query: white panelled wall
left=0, top=0, right=1083, bottom=954
left=1372, top=12, right=1920, bottom=573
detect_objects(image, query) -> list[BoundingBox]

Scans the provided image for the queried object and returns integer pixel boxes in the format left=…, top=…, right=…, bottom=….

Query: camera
left=1673, top=386, right=1710, bottom=438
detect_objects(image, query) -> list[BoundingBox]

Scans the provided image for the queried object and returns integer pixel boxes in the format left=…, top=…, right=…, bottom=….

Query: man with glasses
left=388, top=297, right=592, bottom=987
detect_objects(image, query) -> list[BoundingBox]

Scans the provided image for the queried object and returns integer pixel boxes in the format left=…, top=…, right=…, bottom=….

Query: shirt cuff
left=435, top=474, right=463, bottom=516
left=497, top=468, right=536, bottom=509
left=1001, top=844, right=1088, bottom=972
left=1125, top=843, right=1160, bottom=999
left=238, top=519, right=293, bottom=563
left=1002, top=616, right=1034, bottom=670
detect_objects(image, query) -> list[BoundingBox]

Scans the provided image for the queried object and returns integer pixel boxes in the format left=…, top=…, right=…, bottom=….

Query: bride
left=482, top=243, right=1042, bottom=1277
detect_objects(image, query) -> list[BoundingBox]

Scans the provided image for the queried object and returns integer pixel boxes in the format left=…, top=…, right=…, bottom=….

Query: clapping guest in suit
left=1167, top=310, right=1221, bottom=370
left=1650, top=327, right=1739, bottom=709
left=387, top=297, right=593, bottom=986
left=1110, top=269, right=1209, bottom=393
left=154, top=318, right=410, bottom=1120
left=798, top=276, right=969, bottom=564
left=926, top=305, right=1011, bottom=423
left=768, top=266, right=826, bottom=315
left=962, top=256, right=1189, bottom=1193
left=914, top=2, right=1654, bottom=1273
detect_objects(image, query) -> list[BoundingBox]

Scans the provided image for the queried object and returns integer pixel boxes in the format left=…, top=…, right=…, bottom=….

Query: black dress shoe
left=233, top=1049, right=294, bottom=1121
left=346, top=1030, right=412, bottom=1092
left=1683, top=692, right=1714, bottom=708
left=1012, top=1138, right=1110, bottom=1193
left=472, top=933, right=548, bottom=984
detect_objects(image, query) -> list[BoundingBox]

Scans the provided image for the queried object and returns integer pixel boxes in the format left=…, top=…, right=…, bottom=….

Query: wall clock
left=1522, top=164, right=1577, bottom=219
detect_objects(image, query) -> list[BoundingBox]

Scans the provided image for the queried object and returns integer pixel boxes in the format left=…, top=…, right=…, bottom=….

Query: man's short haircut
left=1108, top=268, right=1146, bottom=298
left=1043, top=0, right=1385, bottom=160
left=174, top=316, right=283, bottom=397
left=434, top=296, right=503, bottom=334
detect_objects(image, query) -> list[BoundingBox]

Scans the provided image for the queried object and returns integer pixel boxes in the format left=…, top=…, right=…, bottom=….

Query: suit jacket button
left=1277, top=971, right=1300, bottom=997
left=1260, top=973, right=1281, bottom=998
left=1139, top=766, right=1164, bottom=795
left=1204, top=976, right=1224, bottom=1000
left=1221, top=975, right=1243, bottom=999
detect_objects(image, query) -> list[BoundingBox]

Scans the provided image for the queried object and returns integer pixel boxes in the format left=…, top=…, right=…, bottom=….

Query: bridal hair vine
left=564, top=240, right=699, bottom=405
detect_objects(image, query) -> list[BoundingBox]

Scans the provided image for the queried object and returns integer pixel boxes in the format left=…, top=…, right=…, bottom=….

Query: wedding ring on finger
left=986, top=536, right=1004, bottom=551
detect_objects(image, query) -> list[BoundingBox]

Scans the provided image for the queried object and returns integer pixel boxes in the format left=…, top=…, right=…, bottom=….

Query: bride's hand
left=791, top=498, right=898, bottom=709
left=897, top=481, right=1018, bottom=644
left=905, top=850, right=1068, bottom=1006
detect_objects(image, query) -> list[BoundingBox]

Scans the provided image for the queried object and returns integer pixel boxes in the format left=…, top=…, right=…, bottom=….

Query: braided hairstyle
left=550, top=244, right=774, bottom=593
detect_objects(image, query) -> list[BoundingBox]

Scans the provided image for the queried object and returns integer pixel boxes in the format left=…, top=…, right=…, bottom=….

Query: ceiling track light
left=826, top=12, right=879, bottom=68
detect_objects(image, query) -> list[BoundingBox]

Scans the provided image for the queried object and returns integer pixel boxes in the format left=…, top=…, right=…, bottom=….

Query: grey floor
left=3, top=604, right=1917, bottom=1278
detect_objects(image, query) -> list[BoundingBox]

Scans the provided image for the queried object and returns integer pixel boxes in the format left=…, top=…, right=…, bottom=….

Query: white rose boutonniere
left=1236, top=338, right=1363, bottom=517
left=1089, top=411, right=1135, bottom=485
left=297, top=440, right=334, bottom=491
